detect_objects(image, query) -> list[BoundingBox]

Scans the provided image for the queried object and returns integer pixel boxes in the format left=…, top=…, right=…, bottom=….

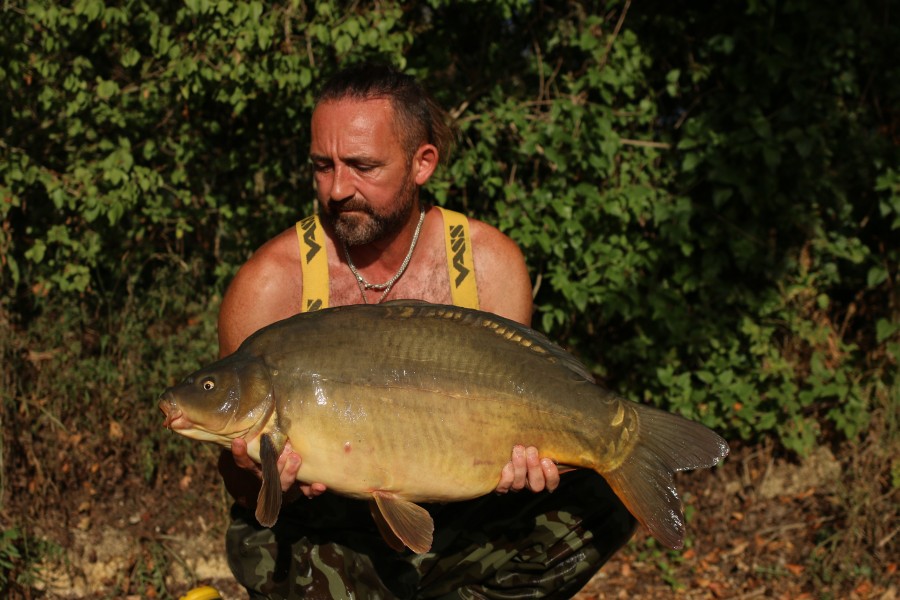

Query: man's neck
left=340, top=203, right=426, bottom=281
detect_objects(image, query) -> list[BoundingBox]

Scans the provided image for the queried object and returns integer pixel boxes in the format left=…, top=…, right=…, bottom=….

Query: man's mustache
left=326, top=198, right=372, bottom=215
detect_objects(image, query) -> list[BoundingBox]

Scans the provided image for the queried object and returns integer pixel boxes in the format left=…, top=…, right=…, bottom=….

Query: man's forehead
left=310, top=97, right=402, bottom=154
left=312, top=97, right=395, bottom=124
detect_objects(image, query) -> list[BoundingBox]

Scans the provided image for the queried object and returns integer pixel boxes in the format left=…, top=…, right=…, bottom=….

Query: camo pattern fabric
left=226, top=471, right=636, bottom=599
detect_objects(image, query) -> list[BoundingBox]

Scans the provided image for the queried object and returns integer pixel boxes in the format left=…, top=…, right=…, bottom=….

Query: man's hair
left=315, top=62, right=457, bottom=166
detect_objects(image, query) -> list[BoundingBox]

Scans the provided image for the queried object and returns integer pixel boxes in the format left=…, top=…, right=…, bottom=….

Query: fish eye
left=201, top=378, right=216, bottom=391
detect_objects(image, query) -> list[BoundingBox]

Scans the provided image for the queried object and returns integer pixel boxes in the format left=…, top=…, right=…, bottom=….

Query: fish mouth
left=158, top=392, right=190, bottom=430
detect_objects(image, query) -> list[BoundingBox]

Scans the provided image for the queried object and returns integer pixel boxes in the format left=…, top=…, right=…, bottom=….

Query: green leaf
left=876, top=318, right=899, bottom=344
left=121, top=48, right=141, bottom=68
left=867, top=264, right=887, bottom=287
left=96, top=79, right=119, bottom=100
left=25, top=239, right=47, bottom=264
left=682, top=152, right=700, bottom=172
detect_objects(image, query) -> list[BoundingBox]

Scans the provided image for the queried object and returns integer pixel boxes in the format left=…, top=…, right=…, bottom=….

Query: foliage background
left=1, top=0, right=897, bottom=595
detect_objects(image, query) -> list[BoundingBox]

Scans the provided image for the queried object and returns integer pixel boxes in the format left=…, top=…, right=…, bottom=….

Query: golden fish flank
left=159, top=300, right=729, bottom=554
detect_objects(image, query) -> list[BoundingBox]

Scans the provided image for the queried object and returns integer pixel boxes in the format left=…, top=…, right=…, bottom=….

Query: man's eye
left=312, top=162, right=332, bottom=173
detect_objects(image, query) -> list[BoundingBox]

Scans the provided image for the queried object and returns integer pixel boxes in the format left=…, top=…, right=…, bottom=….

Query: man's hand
left=495, top=445, right=560, bottom=494
left=221, top=439, right=326, bottom=508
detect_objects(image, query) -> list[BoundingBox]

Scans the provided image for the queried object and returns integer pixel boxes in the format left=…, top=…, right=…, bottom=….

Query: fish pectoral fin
left=372, top=491, right=434, bottom=554
left=254, top=433, right=282, bottom=527
left=556, top=463, right=578, bottom=475
left=369, top=501, right=406, bottom=552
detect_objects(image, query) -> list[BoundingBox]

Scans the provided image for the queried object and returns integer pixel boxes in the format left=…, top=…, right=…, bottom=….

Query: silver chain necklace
left=343, top=206, right=426, bottom=304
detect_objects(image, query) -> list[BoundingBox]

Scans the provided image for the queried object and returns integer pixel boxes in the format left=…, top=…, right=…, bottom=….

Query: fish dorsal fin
left=369, top=501, right=406, bottom=552
left=372, top=491, right=434, bottom=554
left=254, top=433, right=282, bottom=527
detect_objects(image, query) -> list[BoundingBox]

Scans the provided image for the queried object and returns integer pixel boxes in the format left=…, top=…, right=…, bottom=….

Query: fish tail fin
left=602, top=405, right=729, bottom=549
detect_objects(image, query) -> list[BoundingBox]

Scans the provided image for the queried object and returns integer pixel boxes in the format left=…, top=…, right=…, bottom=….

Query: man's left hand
left=495, top=445, right=560, bottom=494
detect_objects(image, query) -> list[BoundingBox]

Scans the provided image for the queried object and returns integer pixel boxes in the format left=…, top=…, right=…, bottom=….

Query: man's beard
left=322, top=177, right=417, bottom=247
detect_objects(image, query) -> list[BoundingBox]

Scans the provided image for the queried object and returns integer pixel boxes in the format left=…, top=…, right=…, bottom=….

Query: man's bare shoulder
left=468, top=218, right=525, bottom=259
left=218, top=227, right=303, bottom=356
left=466, top=218, right=533, bottom=326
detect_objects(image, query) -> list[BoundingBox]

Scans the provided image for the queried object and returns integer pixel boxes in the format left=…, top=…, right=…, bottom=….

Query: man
left=217, top=63, right=635, bottom=598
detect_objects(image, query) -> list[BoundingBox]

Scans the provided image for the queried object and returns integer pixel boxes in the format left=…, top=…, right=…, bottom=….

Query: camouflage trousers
left=225, top=471, right=636, bottom=599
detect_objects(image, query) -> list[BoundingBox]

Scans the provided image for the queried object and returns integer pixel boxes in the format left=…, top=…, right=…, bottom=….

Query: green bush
left=1, top=1, right=896, bottom=480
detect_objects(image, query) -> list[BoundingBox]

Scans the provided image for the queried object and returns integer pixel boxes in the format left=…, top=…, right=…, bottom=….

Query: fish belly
left=280, top=379, right=602, bottom=503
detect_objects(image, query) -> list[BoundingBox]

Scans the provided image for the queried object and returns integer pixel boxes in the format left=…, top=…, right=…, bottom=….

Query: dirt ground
left=11, top=440, right=899, bottom=599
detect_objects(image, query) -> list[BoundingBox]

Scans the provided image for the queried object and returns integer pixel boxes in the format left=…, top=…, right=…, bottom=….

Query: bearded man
left=216, top=62, right=635, bottom=599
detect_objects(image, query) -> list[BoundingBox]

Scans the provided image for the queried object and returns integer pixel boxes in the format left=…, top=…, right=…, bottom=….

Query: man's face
left=310, top=98, right=418, bottom=246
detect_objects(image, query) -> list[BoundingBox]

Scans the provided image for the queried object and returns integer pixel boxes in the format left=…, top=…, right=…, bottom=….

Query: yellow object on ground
left=179, top=585, right=221, bottom=600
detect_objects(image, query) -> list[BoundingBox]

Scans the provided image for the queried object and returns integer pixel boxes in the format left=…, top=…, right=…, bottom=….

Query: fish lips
left=158, top=391, right=189, bottom=430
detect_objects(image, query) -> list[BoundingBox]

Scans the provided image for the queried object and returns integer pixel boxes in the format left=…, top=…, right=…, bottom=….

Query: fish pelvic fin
left=603, top=405, right=729, bottom=550
left=369, top=501, right=406, bottom=552
left=254, top=433, right=283, bottom=527
left=372, top=491, right=434, bottom=554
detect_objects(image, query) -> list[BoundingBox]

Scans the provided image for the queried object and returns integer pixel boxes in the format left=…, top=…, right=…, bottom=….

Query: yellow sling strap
left=296, top=215, right=329, bottom=312
left=437, top=206, right=480, bottom=310
left=297, top=208, right=480, bottom=312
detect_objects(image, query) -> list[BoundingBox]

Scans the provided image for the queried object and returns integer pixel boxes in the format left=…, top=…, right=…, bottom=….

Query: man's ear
left=412, top=143, right=439, bottom=186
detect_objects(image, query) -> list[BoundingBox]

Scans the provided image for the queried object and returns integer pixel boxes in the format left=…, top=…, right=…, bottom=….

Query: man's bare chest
left=327, top=247, right=453, bottom=307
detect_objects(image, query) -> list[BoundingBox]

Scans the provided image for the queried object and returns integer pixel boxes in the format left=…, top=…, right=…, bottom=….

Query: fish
left=159, top=300, right=729, bottom=554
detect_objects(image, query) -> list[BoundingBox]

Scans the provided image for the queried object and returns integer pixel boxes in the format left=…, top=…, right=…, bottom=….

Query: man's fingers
left=301, top=482, right=328, bottom=499
left=524, top=446, right=545, bottom=492
left=231, top=438, right=258, bottom=471
left=510, top=445, right=528, bottom=491
left=279, top=454, right=301, bottom=492
left=541, top=458, right=560, bottom=493
left=275, top=442, right=300, bottom=492
left=495, top=461, right=515, bottom=494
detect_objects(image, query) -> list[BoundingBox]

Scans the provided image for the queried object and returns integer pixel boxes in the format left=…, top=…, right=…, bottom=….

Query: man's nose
left=330, top=164, right=356, bottom=201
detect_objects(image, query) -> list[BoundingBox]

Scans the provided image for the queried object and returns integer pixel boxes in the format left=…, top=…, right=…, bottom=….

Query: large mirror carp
left=159, top=301, right=729, bottom=554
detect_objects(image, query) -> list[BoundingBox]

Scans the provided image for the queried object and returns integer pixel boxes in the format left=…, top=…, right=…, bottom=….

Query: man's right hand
left=218, top=439, right=327, bottom=510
